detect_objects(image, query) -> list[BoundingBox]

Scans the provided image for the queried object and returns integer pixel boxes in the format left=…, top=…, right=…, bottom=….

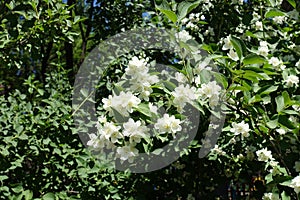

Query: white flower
left=258, top=46, right=269, bottom=57
left=290, top=176, right=300, bottom=193
left=204, top=27, right=214, bottom=36
left=200, top=15, right=205, bottom=20
left=129, top=73, right=159, bottom=100
left=126, top=56, right=148, bottom=77
left=172, top=84, right=197, bottom=111
left=268, top=57, right=284, bottom=70
left=292, top=105, right=300, bottom=112
left=124, top=56, right=159, bottom=100
left=186, top=21, right=194, bottom=29
left=209, top=94, right=219, bottom=107
left=181, top=18, right=189, bottom=24
left=149, top=103, right=158, bottom=114
left=263, top=193, right=280, bottom=200
left=289, top=116, right=299, bottom=126
left=284, top=75, right=299, bottom=88
left=87, top=133, right=103, bottom=148
left=194, top=57, right=212, bottom=75
left=227, top=49, right=239, bottom=61
left=273, top=16, right=285, bottom=24
left=198, top=81, right=221, bottom=99
left=176, top=30, right=192, bottom=43
left=222, top=36, right=232, bottom=50
left=189, top=13, right=195, bottom=20
left=154, top=114, right=182, bottom=136
left=103, top=91, right=141, bottom=116
left=294, top=161, right=300, bottom=172
left=276, top=128, right=286, bottom=135
left=230, top=121, right=250, bottom=138
left=102, top=95, right=113, bottom=112
left=258, top=41, right=269, bottom=57
left=98, top=115, right=107, bottom=124
left=117, top=144, right=139, bottom=163
left=110, top=130, right=124, bottom=143
left=256, top=148, right=273, bottom=162
left=260, top=41, right=268, bottom=47
left=255, top=21, right=263, bottom=30
left=123, top=118, right=148, bottom=143
left=102, top=122, right=122, bottom=143
left=175, top=72, right=188, bottom=83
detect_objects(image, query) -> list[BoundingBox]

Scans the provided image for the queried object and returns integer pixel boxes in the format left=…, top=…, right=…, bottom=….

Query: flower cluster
left=103, top=91, right=141, bottom=117
left=197, top=81, right=222, bottom=107
left=256, top=148, right=274, bottom=162
left=230, top=121, right=250, bottom=139
left=222, top=36, right=239, bottom=61
left=125, top=56, right=159, bottom=100
left=88, top=54, right=222, bottom=164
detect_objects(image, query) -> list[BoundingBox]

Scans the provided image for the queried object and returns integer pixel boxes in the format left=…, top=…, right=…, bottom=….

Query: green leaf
left=278, top=115, right=295, bottom=129
left=281, top=191, right=291, bottom=200
left=265, top=173, right=273, bottom=184
left=37, top=89, right=44, bottom=96
left=268, top=0, right=276, bottom=7
left=275, top=95, right=285, bottom=113
left=265, top=9, right=286, bottom=18
left=6, top=1, right=15, bottom=10
left=156, top=1, right=177, bottom=23
left=26, top=102, right=32, bottom=110
left=286, top=0, right=296, bottom=8
left=19, top=133, right=28, bottom=140
left=282, top=91, right=291, bottom=106
left=162, top=80, right=177, bottom=92
left=212, top=72, right=228, bottom=89
left=257, top=85, right=278, bottom=95
left=16, top=125, right=24, bottom=134
left=12, top=185, right=23, bottom=193
left=245, top=30, right=257, bottom=38
left=74, top=16, right=81, bottom=24
left=242, top=54, right=266, bottom=65
left=43, top=192, right=55, bottom=200
left=136, top=103, right=151, bottom=117
left=152, top=148, right=164, bottom=155
left=0, top=175, right=8, bottom=181
left=185, top=62, right=193, bottom=82
left=177, top=0, right=201, bottom=21
left=230, top=36, right=244, bottom=59
left=23, top=190, right=33, bottom=200
left=280, top=179, right=292, bottom=187
left=242, top=70, right=265, bottom=82
left=111, top=108, right=128, bottom=124
left=14, top=11, right=29, bottom=20
left=80, top=88, right=89, bottom=97
left=161, top=9, right=178, bottom=23
left=282, top=110, right=299, bottom=115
